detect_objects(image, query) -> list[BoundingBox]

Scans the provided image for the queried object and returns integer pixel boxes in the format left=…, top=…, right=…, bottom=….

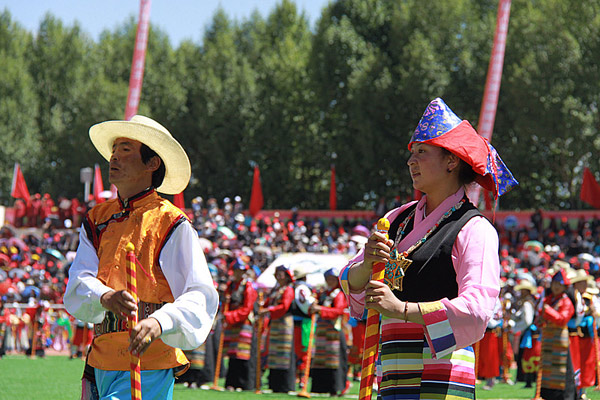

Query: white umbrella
left=256, top=253, right=351, bottom=290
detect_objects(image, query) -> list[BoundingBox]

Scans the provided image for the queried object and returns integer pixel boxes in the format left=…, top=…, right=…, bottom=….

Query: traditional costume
left=539, top=269, right=577, bottom=400
left=311, top=268, right=348, bottom=395
left=290, top=267, right=314, bottom=388
left=64, top=115, right=219, bottom=400
left=577, top=274, right=599, bottom=397
left=477, top=298, right=502, bottom=387
left=264, top=265, right=296, bottom=392
left=223, top=258, right=258, bottom=390
left=340, top=98, right=518, bottom=400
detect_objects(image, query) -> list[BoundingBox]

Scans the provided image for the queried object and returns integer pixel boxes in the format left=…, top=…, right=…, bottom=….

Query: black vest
left=388, top=199, right=484, bottom=302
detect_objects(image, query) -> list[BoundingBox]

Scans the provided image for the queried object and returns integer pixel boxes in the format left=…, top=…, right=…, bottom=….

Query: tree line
left=0, top=0, right=598, bottom=211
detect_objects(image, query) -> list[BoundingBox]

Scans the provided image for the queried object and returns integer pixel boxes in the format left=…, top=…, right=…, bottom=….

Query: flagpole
left=467, top=0, right=512, bottom=207
left=124, top=0, right=152, bottom=120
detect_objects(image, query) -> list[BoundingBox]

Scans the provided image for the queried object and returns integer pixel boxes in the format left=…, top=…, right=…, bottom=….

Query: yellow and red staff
left=593, top=320, right=600, bottom=391
left=126, top=242, right=142, bottom=400
left=211, top=293, right=230, bottom=390
left=359, top=218, right=390, bottom=400
left=298, top=313, right=317, bottom=398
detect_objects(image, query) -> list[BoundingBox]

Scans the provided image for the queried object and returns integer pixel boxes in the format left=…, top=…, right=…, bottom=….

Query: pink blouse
left=340, top=188, right=500, bottom=356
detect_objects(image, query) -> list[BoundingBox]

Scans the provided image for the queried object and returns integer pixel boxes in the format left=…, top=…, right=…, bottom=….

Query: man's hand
left=100, top=290, right=137, bottom=319
left=129, top=317, right=162, bottom=356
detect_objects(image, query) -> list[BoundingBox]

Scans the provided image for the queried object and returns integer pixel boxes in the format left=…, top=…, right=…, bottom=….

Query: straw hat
left=514, top=280, right=537, bottom=293
left=552, top=260, right=571, bottom=271
left=569, top=268, right=589, bottom=284
left=89, top=115, right=191, bottom=194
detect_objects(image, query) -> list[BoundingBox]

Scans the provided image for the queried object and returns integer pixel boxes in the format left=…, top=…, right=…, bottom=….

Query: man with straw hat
left=64, top=115, right=219, bottom=399
left=512, top=279, right=537, bottom=388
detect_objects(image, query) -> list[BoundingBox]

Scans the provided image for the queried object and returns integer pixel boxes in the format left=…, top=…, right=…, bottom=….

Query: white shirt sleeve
left=63, top=220, right=219, bottom=351
left=150, top=220, right=219, bottom=350
left=63, top=226, right=113, bottom=323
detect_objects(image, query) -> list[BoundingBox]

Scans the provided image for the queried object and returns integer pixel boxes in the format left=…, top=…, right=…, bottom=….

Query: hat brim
left=89, top=117, right=191, bottom=195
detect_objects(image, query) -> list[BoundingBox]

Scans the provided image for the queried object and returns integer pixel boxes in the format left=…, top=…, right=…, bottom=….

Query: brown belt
left=94, top=301, right=165, bottom=336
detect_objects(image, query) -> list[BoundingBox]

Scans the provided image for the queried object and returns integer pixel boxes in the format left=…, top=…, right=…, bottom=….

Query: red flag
left=173, top=192, right=185, bottom=210
left=93, top=164, right=105, bottom=203
left=329, top=165, right=337, bottom=210
left=249, top=165, right=264, bottom=217
left=580, top=167, right=600, bottom=209
left=124, top=0, right=152, bottom=120
left=11, top=163, right=30, bottom=205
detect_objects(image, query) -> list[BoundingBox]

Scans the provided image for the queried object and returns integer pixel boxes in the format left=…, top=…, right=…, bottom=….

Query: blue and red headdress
left=552, top=268, right=571, bottom=286
left=409, top=98, right=518, bottom=198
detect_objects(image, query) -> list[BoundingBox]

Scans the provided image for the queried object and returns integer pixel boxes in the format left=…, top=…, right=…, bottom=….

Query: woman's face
left=325, top=275, right=339, bottom=289
left=275, top=269, right=288, bottom=286
left=550, top=280, right=566, bottom=296
left=407, top=143, right=452, bottom=193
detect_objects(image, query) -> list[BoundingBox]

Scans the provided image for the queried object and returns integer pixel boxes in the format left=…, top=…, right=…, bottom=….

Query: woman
left=339, top=98, right=518, bottom=400
left=223, top=257, right=258, bottom=391
left=310, top=267, right=348, bottom=396
left=259, top=265, right=296, bottom=393
left=538, top=268, right=577, bottom=400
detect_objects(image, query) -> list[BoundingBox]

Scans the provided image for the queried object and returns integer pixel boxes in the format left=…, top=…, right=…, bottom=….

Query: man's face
left=109, top=138, right=151, bottom=187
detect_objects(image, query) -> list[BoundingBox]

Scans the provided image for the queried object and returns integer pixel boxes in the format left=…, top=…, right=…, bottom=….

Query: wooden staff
left=126, top=242, right=142, bottom=400
left=298, top=313, right=317, bottom=398
left=359, top=218, right=390, bottom=400
left=30, top=318, right=39, bottom=359
left=211, top=294, right=230, bottom=390
left=255, top=291, right=265, bottom=394
left=593, top=320, right=600, bottom=391
left=532, top=328, right=543, bottom=400
left=81, top=324, right=89, bottom=359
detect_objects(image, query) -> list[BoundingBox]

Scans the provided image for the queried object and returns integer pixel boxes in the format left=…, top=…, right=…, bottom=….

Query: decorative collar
left=118, top=187, right=156, bottom=210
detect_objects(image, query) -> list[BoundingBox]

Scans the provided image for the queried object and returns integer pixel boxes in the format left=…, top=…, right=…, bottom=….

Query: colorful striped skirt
left=312, top=318, right=342, bottom=369
left=541, top=325, right=569, bottom=390
left=378, top=320, right=475, bottom=400
left=268, top=315, right=294, bottom=369
left=224, top=320, right=254, bottom=361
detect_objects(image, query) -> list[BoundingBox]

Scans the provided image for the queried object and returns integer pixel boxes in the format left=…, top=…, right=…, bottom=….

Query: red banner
left=11, top=163, right=30, bottom=205
left=93, top=164, right=105, bottom=203
left=173, top=192, right=185, bottom=210
left=124, top=0, right=152, bottom=121
left=468, top=0, right=512, bottom=208
left=580, top=167, right=600, bottom=209
left=249, top=165, right=264, bottom=217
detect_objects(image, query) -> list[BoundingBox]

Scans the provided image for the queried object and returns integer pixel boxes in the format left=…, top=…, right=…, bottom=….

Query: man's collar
left=118, top=187, right=155, bottom=209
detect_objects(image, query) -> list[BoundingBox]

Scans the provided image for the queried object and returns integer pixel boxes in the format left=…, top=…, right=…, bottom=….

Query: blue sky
left=0, top=0, right=330, bottom=46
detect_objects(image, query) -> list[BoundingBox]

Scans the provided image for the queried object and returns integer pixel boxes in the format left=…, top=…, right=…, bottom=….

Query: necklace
left=384, top=198, right=467, bottom=291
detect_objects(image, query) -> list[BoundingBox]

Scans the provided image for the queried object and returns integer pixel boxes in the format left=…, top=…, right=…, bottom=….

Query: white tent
left=255, top=253, right=352, bottom=290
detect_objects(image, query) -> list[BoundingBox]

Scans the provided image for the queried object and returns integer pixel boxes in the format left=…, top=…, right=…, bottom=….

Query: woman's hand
left=347, top=231, right=394, bottom=292
left=363, top=231, right=394, bottom=268
left=364, top=280, right=403, bottom=319
left=309, top=303, right=322, bottom=315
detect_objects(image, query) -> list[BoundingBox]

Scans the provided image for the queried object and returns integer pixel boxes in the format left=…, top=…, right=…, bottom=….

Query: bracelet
left=404, top=301, right=409, bottom=322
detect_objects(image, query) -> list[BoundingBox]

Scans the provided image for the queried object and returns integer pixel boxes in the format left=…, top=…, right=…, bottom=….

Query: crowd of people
left=1, top=102, right=600, bottom=399
left=2, top=194, right=600, bottom=397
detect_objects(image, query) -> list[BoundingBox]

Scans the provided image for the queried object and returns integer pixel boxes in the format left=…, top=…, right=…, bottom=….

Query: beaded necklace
left=384, top=197, right=467, bottom=291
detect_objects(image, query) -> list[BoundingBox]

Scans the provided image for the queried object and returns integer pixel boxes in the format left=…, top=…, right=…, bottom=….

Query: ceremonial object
left=126, top=242, right=142, bottom=400
left=359, top=218, right=390, bottom=400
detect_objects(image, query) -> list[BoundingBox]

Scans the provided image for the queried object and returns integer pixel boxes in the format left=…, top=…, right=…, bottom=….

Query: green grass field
left=1, top=354, right=600, bottom=399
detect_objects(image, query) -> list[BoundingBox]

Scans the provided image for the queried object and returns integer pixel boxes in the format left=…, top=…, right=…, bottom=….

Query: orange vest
left=85, top=189, right=189, bottom=371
